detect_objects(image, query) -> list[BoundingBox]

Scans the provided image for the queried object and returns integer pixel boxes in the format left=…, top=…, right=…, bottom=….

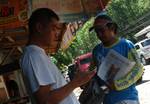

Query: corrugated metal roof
left=135, top=25, right=150, bottom=37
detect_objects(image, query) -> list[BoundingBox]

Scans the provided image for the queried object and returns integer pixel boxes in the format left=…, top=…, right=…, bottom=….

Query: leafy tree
left=107, top=0, right=150, bottom=37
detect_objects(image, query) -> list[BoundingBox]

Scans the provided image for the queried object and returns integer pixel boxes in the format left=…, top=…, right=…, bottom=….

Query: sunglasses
left=95, top=22, right=115, bottom=33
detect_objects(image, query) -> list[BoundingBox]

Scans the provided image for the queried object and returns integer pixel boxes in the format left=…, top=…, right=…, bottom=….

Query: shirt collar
left=25, top=45, right=45, bottom=53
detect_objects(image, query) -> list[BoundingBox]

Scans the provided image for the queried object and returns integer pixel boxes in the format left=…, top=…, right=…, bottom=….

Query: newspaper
left=97, top=50, right=135, bottom=82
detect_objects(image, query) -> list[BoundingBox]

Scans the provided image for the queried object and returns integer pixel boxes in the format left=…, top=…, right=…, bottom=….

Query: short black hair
left=28, top=8, right=59, bottom=34
left=95, top=14, right=112, bottom=22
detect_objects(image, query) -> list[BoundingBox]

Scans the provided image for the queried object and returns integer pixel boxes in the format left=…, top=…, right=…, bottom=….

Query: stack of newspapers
left=97, top=50, right=135, bottom=82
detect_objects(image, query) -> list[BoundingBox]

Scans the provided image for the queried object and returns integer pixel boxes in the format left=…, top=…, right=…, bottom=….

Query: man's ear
left=113, top=23, right=118, bottom=34
left=35, top=23, right=43, bottom=34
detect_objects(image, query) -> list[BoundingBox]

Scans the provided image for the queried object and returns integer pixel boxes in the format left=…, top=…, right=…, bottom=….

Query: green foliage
left=107, top=0, right=150, bottom=35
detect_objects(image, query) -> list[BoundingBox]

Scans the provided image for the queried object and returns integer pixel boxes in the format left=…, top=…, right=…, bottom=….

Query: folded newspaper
left=97, top=50, right=135, bottom=82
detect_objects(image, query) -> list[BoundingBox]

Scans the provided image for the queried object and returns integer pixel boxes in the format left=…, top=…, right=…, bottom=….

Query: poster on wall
left=60, top=21, right=83, bottom=50
left=0, top=0, right=28, bottom=30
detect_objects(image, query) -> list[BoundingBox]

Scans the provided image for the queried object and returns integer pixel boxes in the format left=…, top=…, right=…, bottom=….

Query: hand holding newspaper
left=97, top=50, right=135, bottom=82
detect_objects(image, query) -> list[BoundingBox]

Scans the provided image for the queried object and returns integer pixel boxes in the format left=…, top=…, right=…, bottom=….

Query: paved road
left=136, top=65, right=150, bottom=104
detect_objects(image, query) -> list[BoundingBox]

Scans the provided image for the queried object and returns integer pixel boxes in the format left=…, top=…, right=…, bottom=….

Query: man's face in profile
left=40, top=18, right=60, bottom=47
left=94, top=19, right=114, bottom=43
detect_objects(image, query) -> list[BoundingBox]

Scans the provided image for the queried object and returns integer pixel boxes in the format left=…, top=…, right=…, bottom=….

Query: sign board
left=0, top=0, right=28, bottom=30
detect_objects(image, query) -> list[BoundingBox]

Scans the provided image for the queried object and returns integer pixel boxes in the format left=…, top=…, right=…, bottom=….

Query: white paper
left=97, top=50, right=135, bottom=81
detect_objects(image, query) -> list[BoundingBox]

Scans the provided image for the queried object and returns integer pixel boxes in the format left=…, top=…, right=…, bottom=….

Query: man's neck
left=28, top=40, right=46, bottom=50
left=103, top=37, right=118, bottom=47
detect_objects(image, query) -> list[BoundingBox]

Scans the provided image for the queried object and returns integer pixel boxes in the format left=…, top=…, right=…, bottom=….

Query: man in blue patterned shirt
left=90, top=12, right=144, bottom=104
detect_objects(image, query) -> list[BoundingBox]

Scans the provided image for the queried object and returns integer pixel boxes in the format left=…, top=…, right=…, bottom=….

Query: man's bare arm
left=34, top=70, right=95, bottom=104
